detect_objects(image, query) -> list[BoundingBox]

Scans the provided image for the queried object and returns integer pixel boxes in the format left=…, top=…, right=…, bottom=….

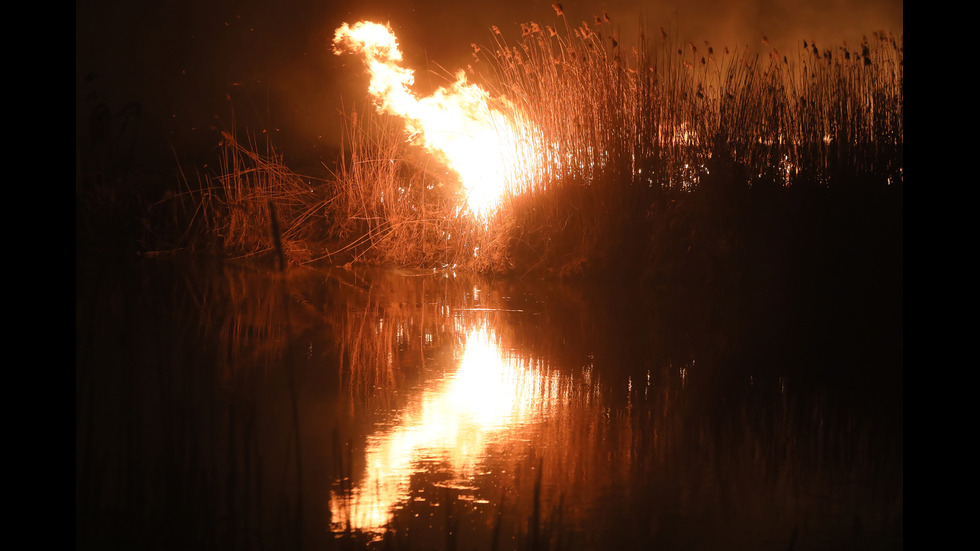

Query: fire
left=333, top=21, right=541, bottom=219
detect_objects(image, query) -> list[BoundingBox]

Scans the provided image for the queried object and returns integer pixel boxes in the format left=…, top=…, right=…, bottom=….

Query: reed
left=322, top=105, right=485, bottom=269
left=178, top=12, right=901, bottom=279
left=473, top=13, right=902, bottom=190
left=185, top=111, right=336, bottom=263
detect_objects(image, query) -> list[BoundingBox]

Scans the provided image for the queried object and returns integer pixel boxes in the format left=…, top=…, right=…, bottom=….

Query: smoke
left=77, top=0, right=903, bottom=164
left=552, top=0, right=903, bottom=52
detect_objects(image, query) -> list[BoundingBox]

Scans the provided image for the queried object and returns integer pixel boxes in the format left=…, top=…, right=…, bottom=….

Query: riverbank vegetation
left=76, top=11, right=902, bottom=287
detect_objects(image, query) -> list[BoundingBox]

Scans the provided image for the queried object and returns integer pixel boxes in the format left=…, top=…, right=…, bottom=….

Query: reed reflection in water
left=76, top=259, right=902, bottom=551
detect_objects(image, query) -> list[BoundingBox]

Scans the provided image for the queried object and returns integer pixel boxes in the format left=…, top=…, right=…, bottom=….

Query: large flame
left=333, top=21, right=540, bottom=219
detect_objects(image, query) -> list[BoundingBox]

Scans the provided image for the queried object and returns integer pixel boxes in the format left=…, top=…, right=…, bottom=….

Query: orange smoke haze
left=76, top=0, right=902, bottom=165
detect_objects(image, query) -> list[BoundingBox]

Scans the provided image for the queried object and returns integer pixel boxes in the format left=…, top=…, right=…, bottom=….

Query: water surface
left=76, top=258, right=902, bottom=550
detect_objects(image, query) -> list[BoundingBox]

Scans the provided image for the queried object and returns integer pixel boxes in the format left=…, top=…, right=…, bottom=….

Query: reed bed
left=471, top=12, right=902, bottom=190
left=188, top=121, right=336, bottom=263
left=324, top=107, right=489, bottom=269
left=181, top=12, right=901, bottom=278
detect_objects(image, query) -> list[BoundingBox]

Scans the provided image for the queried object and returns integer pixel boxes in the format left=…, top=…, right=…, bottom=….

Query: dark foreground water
left=76, top=257, right=902, bottom=550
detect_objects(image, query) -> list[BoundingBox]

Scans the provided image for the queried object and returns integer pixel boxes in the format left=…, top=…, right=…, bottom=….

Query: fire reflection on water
left=331, top=322, right=563, bottom=533
left=76, top=263, right=902, bottom=550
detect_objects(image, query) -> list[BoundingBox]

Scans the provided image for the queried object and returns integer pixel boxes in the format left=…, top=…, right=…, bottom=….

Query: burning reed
left=174, top=12, right=902, bottom=280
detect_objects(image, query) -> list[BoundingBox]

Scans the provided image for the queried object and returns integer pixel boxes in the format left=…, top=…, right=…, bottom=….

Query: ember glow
left=333, top=21, right=542, bottom=219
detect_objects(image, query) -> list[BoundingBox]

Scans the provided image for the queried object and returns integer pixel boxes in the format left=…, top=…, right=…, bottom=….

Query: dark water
left=76, top=257, right=902, bottom=550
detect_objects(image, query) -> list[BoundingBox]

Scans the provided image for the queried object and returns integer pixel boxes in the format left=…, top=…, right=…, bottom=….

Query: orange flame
left=333, top=21, right=541, bottom=219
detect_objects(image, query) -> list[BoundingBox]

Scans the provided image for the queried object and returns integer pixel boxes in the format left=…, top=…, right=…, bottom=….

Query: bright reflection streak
left=331, top=323, right=560, bottom=533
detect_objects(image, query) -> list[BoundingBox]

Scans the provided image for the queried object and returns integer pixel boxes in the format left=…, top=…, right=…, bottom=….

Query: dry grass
left=322, top=106, right=483, bottom=269
left=172, top=14, right=901, bottom=278
left=472, top=13, right=902, bottom=190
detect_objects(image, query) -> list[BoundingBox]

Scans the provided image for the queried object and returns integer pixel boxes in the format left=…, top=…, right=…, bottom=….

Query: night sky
left=76, top=0, right=903, bottom=170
